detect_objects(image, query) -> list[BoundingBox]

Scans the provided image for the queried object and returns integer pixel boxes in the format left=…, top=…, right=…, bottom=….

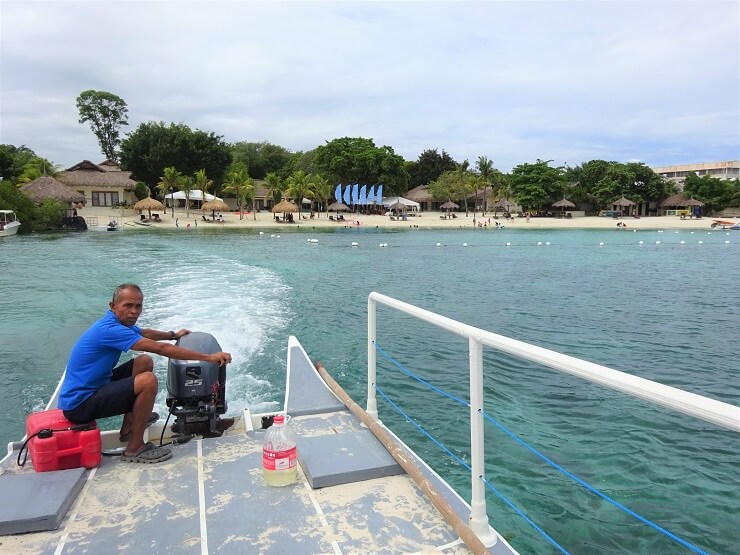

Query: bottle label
left=262, top=446, right=297, bottom=471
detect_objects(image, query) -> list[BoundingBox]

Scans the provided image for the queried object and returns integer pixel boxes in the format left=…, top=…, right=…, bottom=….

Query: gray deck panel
left=0, top=468, right=87, bottom=535
left=200, top=434, right=332, bottom=554
left=59, top=442, right=203, bottom=554
left=297, top=429, right=403, bottom=488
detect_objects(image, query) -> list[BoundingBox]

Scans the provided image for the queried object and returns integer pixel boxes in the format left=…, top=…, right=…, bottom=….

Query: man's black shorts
left=63, top=359, right=137, bottom=423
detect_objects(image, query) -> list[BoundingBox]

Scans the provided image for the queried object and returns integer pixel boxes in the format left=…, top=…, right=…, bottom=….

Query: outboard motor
left=166, top=332, right=227, bottom=437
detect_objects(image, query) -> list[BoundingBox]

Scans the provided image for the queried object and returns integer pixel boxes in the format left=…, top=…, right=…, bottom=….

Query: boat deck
left=0, top=337, right=515, bottom=554
left=2, top=426, right=469, bottom=554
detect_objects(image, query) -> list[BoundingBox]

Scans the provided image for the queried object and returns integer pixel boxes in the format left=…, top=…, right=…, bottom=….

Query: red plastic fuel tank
left=25, top=409, right=101, bottom=472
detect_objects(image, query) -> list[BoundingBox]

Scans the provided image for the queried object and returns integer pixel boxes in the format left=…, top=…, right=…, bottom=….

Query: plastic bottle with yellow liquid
left=262, top=414, right=297, bottom=486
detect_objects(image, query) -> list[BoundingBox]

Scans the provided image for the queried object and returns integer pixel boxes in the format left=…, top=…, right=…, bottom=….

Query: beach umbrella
left=440, top=201, right=459, bottom=210
left=552, top=198, right=575, bottom=216
left=201, top=199, right=230, bottom=219
left=272, top=200, right=298, bottom=213
left=612, top=196, right=635, bottom=207
left=133, top=196, right=166, bottom=220
left=327, top=201, right=350, bottom=212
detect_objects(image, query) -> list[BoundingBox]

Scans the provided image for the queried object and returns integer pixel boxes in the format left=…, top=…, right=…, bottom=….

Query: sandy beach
left=84, top=207, right=733, bottom=232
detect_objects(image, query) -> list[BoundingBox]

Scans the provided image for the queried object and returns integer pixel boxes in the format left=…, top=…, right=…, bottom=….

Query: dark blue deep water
left=1, top=226, right=738, bottom=554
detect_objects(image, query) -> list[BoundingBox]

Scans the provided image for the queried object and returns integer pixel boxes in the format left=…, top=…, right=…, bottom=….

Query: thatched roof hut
left=57, top=160, right=136, bottom=190
left=405, top=185, right=432, bottom=203
left=660, top=193, right=693, bottom=208
left=20, top=176, right=86, bottom=204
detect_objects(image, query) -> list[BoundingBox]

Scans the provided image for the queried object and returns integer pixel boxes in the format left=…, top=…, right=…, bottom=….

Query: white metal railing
left=366, top=292, right=740, bottom=547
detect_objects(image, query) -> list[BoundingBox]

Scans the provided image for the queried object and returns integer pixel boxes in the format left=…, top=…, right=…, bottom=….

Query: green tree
left=179, top=174, right=195, bottom=218
left=454, top=160, right=473, bottom=216
left=194, top=169, right=213, bottom=199
left=120, top=122, right=231, bottom=188
left=407, top=148, right=457, bottom=188
left=0, top=144, right=37, bottom=183
left=285, top=170, right=313, bottom=218
left=134, top=182, right=149, bottom=200
left=17, top=157, right=59, bottom=183
left=263, top=172, right=284, bottom=206
left=683, top=173, right=737, bottom=214
left=310, top=174, right=332, bottom=216
left=222, top=162, right=255, bottom=220
left=76, top=90, right=129, bottom=162
left=231, top=141, right=292, bottom=179
left=509, top=159, right=566, bottom=212
left=157, top=166, right=182, bottom=217
left=314, top=137, right=408, bottom=195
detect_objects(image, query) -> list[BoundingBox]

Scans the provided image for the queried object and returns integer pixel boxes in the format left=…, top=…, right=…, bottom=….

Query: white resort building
left=650, top=160, right=739, bottom=188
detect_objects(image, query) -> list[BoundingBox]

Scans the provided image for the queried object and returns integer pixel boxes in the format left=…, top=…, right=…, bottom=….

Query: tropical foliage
left=76, top=90, right=129, bottom=162
left=314, top=137, right=408, bottom=195
left=221, top=162, right=254, bottom=220
left=230, top=141, right=292, bottom=180
left=407, top=148, right=457, bottom=188
left=120, top=122, right=231, bottom=190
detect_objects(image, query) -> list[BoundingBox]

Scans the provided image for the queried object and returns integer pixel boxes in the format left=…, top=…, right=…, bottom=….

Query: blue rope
left=374, top=342, right=708, bottom=555
left=376, top=385, right=570, bottom=555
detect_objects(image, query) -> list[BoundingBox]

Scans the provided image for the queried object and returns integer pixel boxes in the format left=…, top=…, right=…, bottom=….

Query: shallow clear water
left=1, top=226, right=738, bottom=554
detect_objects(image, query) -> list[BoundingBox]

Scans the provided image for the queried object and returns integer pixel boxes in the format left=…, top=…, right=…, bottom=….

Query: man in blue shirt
left=59, top=283, right=232, bottom=463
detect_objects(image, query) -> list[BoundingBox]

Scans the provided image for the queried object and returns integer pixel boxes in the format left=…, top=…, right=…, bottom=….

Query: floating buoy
left=270, top=234, right=275, bottom=238
left=599, top=242, right=604, bottom=246
left=259, top=231, right=264, bottom=235
left=351, top=241, right=358, bottom=247
left=680, top=240, right=685, bottom=244
left=506, top=242, right=511, bottom=247
left=436, top=242, right=442, bottom=247
left=690, top=231, right=694, bottom=234
left=633, top=229, right=636, bottom=232
left=698, top=240, right=703, bottom=244
left=307, top=238, right=318, bottom=243
left=639, top=241, right=644, bottom=245
left=537, top=242, right=542, bottom=246
left=276, top=235, right=280, bottom=239
left=725, top=240, right=730, bottom=244
left=546, top=241, right=550, bottom=245
left=462, top=243, right=468, bottom=247
left=658, top=230, right=664, bottom=233
left=656, top=241, right=661, bottom=244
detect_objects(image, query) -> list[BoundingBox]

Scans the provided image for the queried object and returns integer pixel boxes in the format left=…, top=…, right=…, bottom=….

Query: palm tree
left=194, top=169, right=213, bottom=205
left=263, top=172, right=283, bottom=211
left=476, top=156, right=494, bottom=215
left=179, top=175, right=195, bottom=218
left=157, top=166, right=182, bottom=217
left=285, top=170, right=313, bottom=218
left=222, top=163, right=254, bottom=220
left=310, top=174, right=332, bottom=217
left=17, top=157, right=61, bottom=183
left=454, top=160, right=472, bottom=216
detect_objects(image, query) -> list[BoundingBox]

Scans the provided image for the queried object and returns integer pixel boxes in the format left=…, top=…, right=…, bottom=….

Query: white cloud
left=1, top=0, right=737, bottom=173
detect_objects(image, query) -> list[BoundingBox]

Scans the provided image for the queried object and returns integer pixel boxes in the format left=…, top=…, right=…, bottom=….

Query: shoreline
left=85, top=207, right=734, bottom=232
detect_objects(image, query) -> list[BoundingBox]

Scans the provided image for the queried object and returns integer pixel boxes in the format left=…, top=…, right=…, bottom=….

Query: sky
left=1, top=1, right=738, bottom=173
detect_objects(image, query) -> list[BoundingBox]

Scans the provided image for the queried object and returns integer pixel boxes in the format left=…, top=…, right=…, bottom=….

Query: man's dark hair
left=112, top=283, right=142, bottom=303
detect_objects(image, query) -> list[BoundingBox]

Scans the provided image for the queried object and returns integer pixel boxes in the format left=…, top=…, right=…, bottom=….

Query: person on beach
left=58, top=283, right=232, bottom=464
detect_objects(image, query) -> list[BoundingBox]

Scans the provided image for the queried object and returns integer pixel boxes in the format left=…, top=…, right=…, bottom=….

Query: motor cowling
left=166, top=332, right=227, bottom=435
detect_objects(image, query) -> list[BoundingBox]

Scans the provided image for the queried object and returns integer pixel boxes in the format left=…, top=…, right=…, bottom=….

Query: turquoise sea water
left=1, top=225, right=738, bottom=554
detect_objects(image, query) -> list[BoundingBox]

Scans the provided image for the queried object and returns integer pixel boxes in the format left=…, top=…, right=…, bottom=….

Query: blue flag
left=352, top=184, right=359, bottom=205
left=359, top=185, right=367, bottom=205
left=343, top=185, right=351, bottom=205
left=376, top=184, right=383, bottom=205
left=367, top=185, right=375, bottom=204
left=335, top=184, right=342, bottom=202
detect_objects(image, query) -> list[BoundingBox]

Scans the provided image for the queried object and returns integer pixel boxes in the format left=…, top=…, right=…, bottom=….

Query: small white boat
left=0, top=210, right=20, bottom=237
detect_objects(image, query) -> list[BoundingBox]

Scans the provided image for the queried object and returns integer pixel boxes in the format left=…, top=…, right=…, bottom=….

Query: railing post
left=367, top=295, right=379, bottom=421
left=468, top=337, right=497, bottom=546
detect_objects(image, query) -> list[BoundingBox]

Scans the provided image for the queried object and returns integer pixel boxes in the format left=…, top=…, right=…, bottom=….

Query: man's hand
left=209, top=352, right=232, bottom=366
left=174, top=329, right=191, bottom=340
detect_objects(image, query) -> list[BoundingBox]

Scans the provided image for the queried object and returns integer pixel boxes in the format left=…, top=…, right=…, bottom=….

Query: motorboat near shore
left=1, top=293, right=737, bottom=554
left=0, top=210, right=21, bottom=237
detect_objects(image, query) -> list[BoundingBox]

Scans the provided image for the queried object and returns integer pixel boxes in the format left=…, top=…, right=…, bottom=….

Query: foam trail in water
left=138, top=256, right=290, bottom=415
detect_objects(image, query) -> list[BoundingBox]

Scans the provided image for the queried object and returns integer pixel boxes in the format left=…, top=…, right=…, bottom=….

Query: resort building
left=650, top=160, right=739, bottom=188
left=57, top=160, right=137, bottom=207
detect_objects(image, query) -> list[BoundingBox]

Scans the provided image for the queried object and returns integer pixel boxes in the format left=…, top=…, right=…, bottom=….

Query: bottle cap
left=273, top=414, right=285, bottom=425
